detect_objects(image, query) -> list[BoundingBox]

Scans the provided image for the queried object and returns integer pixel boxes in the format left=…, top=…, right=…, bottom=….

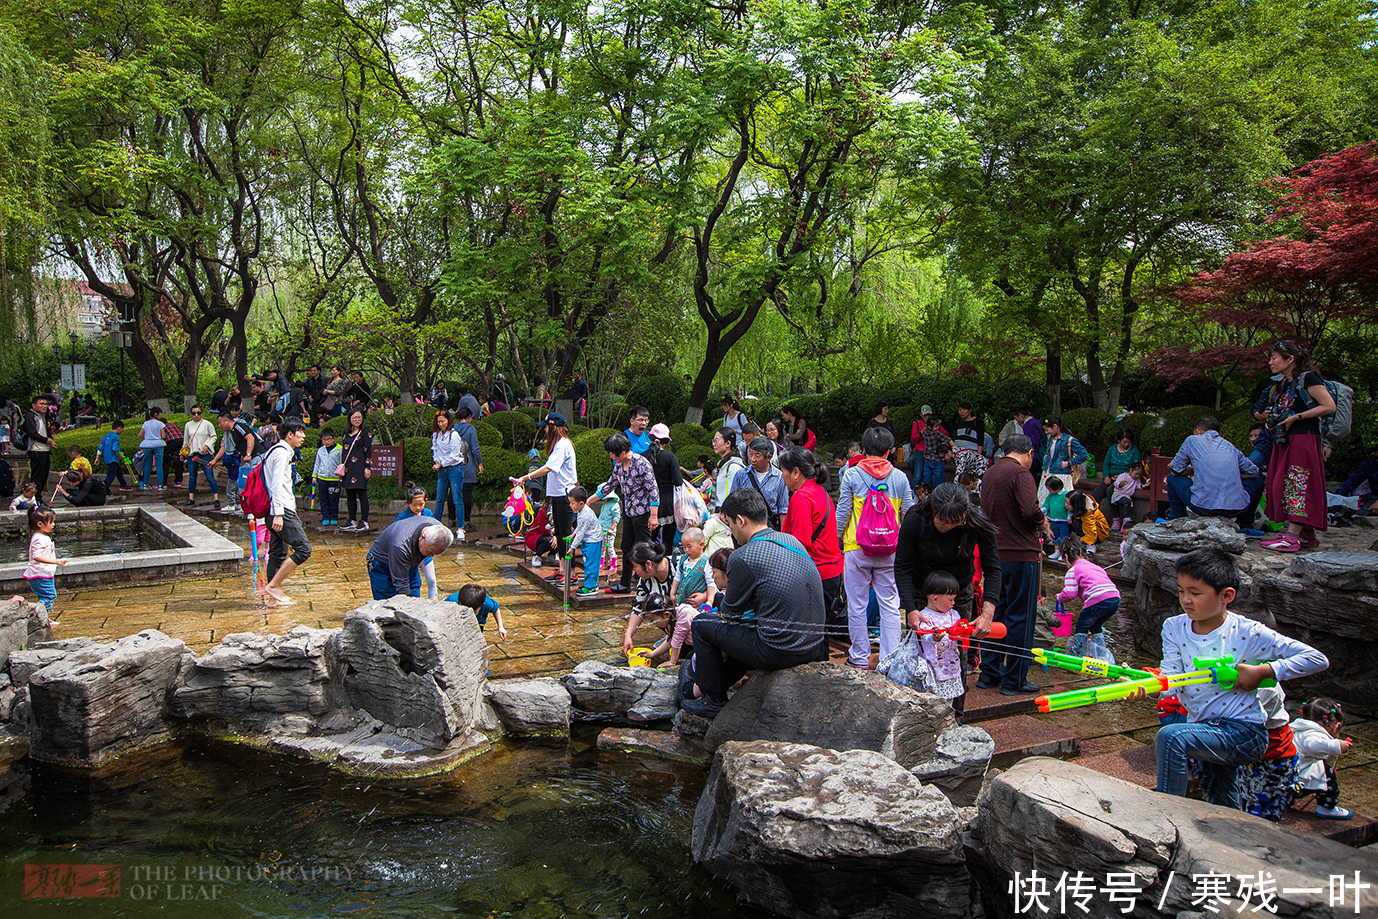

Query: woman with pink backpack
left=836, top=426, right=916, bottom=670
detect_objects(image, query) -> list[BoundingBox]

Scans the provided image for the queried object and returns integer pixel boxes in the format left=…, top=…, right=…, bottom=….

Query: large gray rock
left=172, top=627, right=352, bottom=734
left=338, top=597, right=490, bottom=749
left=1288, top=551, right=1378, bottom=591
left=974, top=758, right=1378, bottom=918
left=486, top=678, right=571, bottom=736
left=26, top=630, right=192, bottom=764
left=909, top=725, right=994, bottom=807
left=8, top=638, right=99, bottom=687
left=702, top=662, right=956, bottom=769
left=560, top=661, right=678, bottom=721
left=1123, top=516, right=1246, bottom=555
left=0, top=599, right=53, bottom=671
left=693, top=740, right=981, bottom=919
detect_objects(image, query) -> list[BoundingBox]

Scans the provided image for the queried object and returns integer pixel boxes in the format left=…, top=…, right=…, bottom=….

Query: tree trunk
left=182, top=334, right=202, bottom=415
left=1045, top=342, right=1062, bottom=415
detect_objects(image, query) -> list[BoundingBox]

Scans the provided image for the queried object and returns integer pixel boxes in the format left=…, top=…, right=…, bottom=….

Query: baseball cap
left=538, top=411, right=569, bottom=427
left=921, top=404, right=933, bottom=416
left=649, top=423, right=672, bottom=440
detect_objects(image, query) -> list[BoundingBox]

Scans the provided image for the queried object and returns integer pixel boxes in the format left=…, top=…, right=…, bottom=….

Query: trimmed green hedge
left=473, top=420, right=502, bottom=453
left=1138, top=405, right=1215, bottom=456
left=1060, top=408, right=1110, bottom=455
left=572, top=428, right=617, bottom=490
left=485, top=410, right=538, bottom=450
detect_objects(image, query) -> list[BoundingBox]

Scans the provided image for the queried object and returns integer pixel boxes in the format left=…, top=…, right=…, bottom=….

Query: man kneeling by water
left=682, top=488, right=826, bottom=718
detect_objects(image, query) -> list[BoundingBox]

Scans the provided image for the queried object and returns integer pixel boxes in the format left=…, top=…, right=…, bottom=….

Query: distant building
left=24, top=279, right=119, bottom=346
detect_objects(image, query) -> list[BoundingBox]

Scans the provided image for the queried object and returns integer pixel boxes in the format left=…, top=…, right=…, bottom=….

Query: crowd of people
left=1, top=340, right=1362, bottom=819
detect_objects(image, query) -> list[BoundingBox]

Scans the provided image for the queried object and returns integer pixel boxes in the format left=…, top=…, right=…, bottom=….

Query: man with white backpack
left=836, top=426, right=915, bottom=670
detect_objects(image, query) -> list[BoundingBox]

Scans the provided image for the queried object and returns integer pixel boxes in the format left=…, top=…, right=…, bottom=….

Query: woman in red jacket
left=779, top=447, right=844, bottom=630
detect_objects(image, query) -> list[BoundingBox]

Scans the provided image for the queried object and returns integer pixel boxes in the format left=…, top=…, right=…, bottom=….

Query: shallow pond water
left=0, top=734, right=747, bottom=918
left=0, top=529, right=148, bottom=565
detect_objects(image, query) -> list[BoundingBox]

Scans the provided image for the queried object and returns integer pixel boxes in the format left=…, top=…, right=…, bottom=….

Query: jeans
left=188, top=455, right=218, bottom=496
left=978, top=560, right=1039, bottom=691
left=910, top=451, right=925, bottom=491
left=26, top=576, right=56, bottom=611
left=435, top=463, right=464, bottom=525
left=368, top=558, right=421, bottom=600
left=1074, top=596, right=1120, bottom=634
left=223, top=455, right=241, bottom=505
left=690, top=615, right=823, bottom=702
left=1239, top=475, right=1266, bottom=529
left=1165, top=473, right=1245, bottom=522
left=141, top=446, right=164, bottom=487
left=1155, top=717, right=1267, bottom=809
left=104, top=461, right=128, bottom=489
left=843, top=550, right=900, bottom=667
left=266, top=510, right=312, bottom=581
left=923, top=456, right=946, bottom=489
left=1049, top=519, right=1070, bottom=542
left=582, top=540, right=601, bottom=591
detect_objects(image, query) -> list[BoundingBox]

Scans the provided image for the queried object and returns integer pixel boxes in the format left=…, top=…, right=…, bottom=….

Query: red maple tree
left=1160, top=142, right=1378, bottom=361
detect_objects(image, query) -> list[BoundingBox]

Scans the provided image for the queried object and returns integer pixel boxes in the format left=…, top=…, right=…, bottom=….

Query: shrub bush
left=478, top=447, right=527, bottom=488
left=1100, top=412, right=1155, bottom=450
left=403, top=437, right=433, bottom=478
left=1220, top=410, right=1258, bottom=455
left=670, top=422, right=710, bottom=447
left=572, top=428, right=617, bottom=489
left=484, top=410, right=538, bottom=451
left=1060, top=408, right=1110, bottom=454
left=1138, top=405, right=1214, bottom=456
left=473, top=420, right=503, bottom=453
left=625, top=374, right=689, bottom=423
left=1326, top=401, right=1374, bottom=475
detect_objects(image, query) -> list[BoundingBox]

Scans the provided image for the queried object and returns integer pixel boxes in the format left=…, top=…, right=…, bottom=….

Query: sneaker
left=1240, top=527, right=1266, bottom=538
left=454, top=527, right=466, bottom=541
left=1315, top=805, right=1353, bottom=820
left=183, top=499, right=196, bottom=507
left=1049, top=551, right=1064, bottom=562
left=1122, top=517, right=1134, bottom=531
left=356, top=522, right=369, bottom=532
left=1299, top=536, right=1320, bottom=549
left=1110, top=519, right=1122, bottom=534
left=606, top=585, right=631, bottom=595
left=576, top=587, right=599, bottom=597
left=680, top=694, right=726, bottom=718
left=532, top=556, right=544, bottom=568
left=340, top=522, right=358, bottom=532
left=222, top=504, right=240, bottom=514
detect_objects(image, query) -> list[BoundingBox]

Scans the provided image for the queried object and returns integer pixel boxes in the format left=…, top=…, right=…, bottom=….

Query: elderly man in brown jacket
left=976, top=434, right=1053, bottom=696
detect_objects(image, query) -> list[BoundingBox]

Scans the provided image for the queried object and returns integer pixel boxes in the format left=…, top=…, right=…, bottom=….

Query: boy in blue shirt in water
left=446, top=583, right=508, bottom=641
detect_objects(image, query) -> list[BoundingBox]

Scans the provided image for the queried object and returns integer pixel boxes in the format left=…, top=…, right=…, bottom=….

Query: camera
left=1266, top=410, right=1291, bottom=447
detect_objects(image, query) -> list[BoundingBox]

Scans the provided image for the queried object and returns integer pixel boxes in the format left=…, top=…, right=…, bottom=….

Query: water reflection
left=0, top=736, right=745, bottom=918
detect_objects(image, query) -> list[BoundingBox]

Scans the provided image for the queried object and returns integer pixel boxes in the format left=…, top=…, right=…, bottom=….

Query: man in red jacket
left=976, top=434, right=1053, bottom=696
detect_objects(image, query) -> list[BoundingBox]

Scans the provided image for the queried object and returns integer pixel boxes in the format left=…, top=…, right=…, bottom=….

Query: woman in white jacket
left=1291, top=697, right=1353, bottom=820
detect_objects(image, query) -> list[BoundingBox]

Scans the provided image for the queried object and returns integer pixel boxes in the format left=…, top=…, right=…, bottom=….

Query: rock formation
left=486, top=678, right=572, bottom=737
left=692, top=740, right=983, bottom=918
left=975, top=757, right=1378, bottom=918
left=559, top=660, right=678, bottom=722
left=701, top=662, right=957, bottom=769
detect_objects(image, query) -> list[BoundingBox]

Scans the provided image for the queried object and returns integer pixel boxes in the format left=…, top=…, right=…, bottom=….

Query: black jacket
left=894, top=506, right=1002, bottom=612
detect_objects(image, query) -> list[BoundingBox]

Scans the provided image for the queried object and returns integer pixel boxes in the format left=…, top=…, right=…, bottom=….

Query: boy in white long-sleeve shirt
left=568, top=486, right=604, bottom=596
left=1143, top=548, right=1328, bottom=810
left=312, top=431, right=342, bottom=525
left=262, top=418, right=312, bottom=607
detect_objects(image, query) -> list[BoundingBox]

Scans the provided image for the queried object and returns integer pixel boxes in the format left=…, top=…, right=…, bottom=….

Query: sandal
left=1262, top=534, right=1300, bottom=553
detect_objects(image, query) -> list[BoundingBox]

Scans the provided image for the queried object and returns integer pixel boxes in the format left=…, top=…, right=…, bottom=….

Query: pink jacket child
left=1057, top=554, right=1122, bottom=658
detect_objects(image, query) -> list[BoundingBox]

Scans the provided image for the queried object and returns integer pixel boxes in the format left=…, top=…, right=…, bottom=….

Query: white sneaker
left=532, top=556, right=543, bottom=568
left=1315, top=805, right=1353, bottom=820
left=454, top=527, right=466, bottom=541
left=222, top=504, right=240, bottom=514
left=1050, top=551, right=1064, bottom=562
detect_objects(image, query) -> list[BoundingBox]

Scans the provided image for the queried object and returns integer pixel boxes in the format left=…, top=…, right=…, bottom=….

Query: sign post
left=369, top=444, right=406, bottom=487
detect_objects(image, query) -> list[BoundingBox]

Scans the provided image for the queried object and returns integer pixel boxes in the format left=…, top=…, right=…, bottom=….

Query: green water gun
left=1033, top=652, right=1276, bottom=714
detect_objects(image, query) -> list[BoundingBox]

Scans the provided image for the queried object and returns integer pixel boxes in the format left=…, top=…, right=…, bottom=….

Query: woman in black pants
left=645, top=424, right=683, bottom=552
left=339, top=409, right=373, bottom=532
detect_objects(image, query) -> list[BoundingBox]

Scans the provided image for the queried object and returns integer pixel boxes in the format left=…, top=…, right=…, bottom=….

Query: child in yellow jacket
left=1070, top=492, right=1109, bottom=553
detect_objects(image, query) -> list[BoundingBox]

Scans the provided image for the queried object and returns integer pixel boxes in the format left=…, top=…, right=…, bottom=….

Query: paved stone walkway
left=48, top=514, right=657, bottom=679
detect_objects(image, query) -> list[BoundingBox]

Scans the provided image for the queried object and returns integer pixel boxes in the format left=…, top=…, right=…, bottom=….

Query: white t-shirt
left=545, top=437, right=577, bottom=497
left=25, top=533, right=56, bottom=579
left=139, top=419, right=167, bottom=448
left=1160, top=613, right=1328, bottom=724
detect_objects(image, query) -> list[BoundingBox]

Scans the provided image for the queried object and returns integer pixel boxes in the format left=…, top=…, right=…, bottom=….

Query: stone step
left=1075, top=744, right=1378, bottom=847
left=515, top=561, right=629, bottom=608
left=979, top=714, right=1080, bottom=766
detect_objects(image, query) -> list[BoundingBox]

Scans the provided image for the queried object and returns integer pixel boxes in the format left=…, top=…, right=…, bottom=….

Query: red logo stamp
left=23, top=864, right=121, bottom=898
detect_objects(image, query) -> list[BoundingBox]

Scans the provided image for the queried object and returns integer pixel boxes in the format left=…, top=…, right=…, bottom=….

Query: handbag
left=336, top=431, right=361, bottom=478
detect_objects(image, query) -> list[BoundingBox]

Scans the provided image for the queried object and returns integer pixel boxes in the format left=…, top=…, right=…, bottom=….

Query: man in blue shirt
left=625, top=406, right=652, bottom=455
left=731, top=437, right=791, bottom=523
left=1166, top=416, right=1259, bottom=521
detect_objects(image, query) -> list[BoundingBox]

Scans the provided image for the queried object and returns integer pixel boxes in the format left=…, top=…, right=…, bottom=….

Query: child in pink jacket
left=1058, top=537, right=1122, bottom=661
